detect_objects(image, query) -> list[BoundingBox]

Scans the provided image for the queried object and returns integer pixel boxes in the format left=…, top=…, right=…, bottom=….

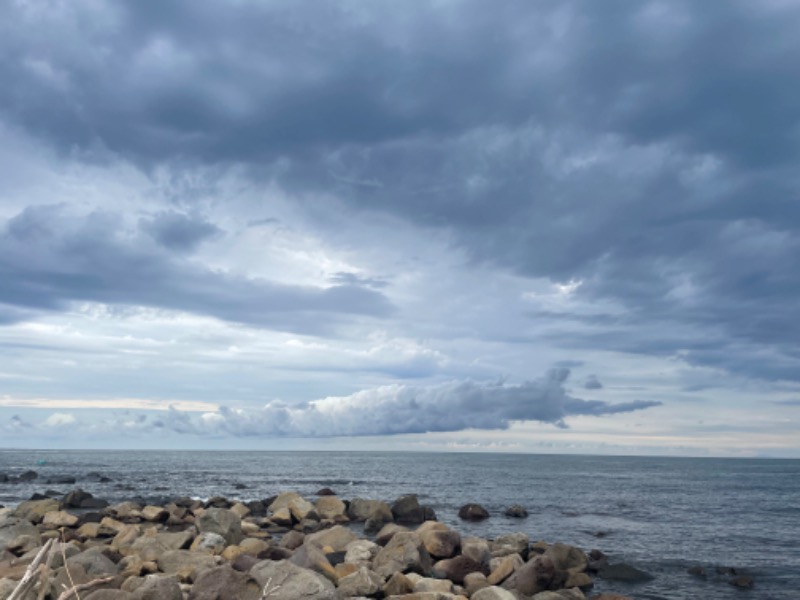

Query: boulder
left=110, top=502, right=143, bottom=520
left=492, top=533, right=528, bottom=558
left=375, top=523, right=409, bottom=546
left=461, top=537, right=492, bottom=567
left=270, top=508, right=293, bottom=527
left=504, top=505, right=528, bottom=518
left=316, top=487, right=336, bottom=496
left=487, top=553, right=524, bottom=585
left=504, top=555, right=564, bottom=596
left=67, top=548, right=120, bottom=577
left=18, top=470, right=38, bottom=481
left=0, top=516, right=39, bottom=549
left=187, top=564, right=261, bottom=600
left=279, top=530, right=305, bottom=550
left=288, top=497, right=318, bottom=522
left=344, top=539, right=378, bottom=564
left=305, top=525, right=359, bottom=552
left=129, top=574, right=183, bottom=600
left=196, top=508, right=243, bottom=545
left=373, top=532, right=432, bottom=578
left=315, top=496, right=346, bottom=520
left=289, top=541, right=338, bottom=582
left=464, top=572, right=490, bottom=596
left=472, top=586, right=518, bottom=600
left=432, top=555, right=487, bottom=584
left=414, top=576, right=453, bottom=593
left=155, top=530, right=194, bottom=551
left=249, top=559, right=337, bottom=599
left=42, top=510, right=79, bottom=528
left=140, top=506, right=168, bottom=522
left=543, top=543, right=587, bottom=574
left=347, top=498, right=393, bottom=523
left=383, top=571, right=415, bottom=596
left=83, top=591, right=134, bottom=600
left=190, top=532, right=227, bottom=555
left=14, top=498, right=59, bottom=523
left=63, top=488, right=95, bottom=508
left=419, top=525, right=461, bottom=559
left=156, top=550, right=218, bottom=583
left=337, top=566, right=384, bottom=597
left=458, top=503, right=490, bottom=521
left=391, top=495, right=425, bottom=524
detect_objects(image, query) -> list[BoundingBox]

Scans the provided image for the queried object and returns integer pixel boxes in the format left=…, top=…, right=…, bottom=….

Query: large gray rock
left=337, top=566, right=384, bottom=597
left=314, top=496, right=347, bottom=520
left=130, top=575, right=183, bottom=600
left=249, top=559, right=337, bottom=599
left=304, top=525, right=359, bottom=552
left=504, top=555, right=564, bottom=596
left=347, top=499, right=393, bottom=523
left=373, top=532, right=432, bottom=578
left=0, top=516, right=39, bottom=550
left=156, top=550, right=218, bottom=582
left=493, top=533, right=529, bottom=558
left=543, top=543, right=587, bottom=574
left=14, top=499, right=59, bottom=524
left=471, top=586, right=518, bottom=600
left=391, top=495, right=425, bottom=524
left=461, top=537, right=492, bottom=567
left=187, top=565, right=261, bottom=600
left=196, top=508, right=243, bottom=545
left=419, top=524, right=461, bottom=559
left=458, top=503, right=490, bottom=521
left=83, top=592, right=134, bottom=600
left=67, top=548, right=119, bottom=577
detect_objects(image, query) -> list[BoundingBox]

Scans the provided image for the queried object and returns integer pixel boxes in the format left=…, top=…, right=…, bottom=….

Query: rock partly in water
left=458, top=503, right=490, bottom=521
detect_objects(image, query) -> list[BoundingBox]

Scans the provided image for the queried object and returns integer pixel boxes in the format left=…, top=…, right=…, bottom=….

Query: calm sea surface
left=1, top=450, right=798, bottom=599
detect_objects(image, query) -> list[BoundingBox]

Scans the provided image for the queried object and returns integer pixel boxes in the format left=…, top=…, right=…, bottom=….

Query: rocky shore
left=0, top=485, right=643, bottom=600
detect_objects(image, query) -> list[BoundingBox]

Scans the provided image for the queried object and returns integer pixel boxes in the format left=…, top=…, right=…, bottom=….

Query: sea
left=1, top=450, right=798, bottom=599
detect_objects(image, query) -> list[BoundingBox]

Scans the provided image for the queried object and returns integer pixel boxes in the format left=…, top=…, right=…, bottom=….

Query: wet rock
left=504, top=555, right=562, bottom=596
left=391, top=495, right=425, bottom=524
left=543, top=542, right=587, bottom=574
left=687, top=565, right=707, bottom=578
left=47, top=475, right=76, bottom=485
left=504, top=505, right=529, bottom=518
left=347, top=498, right=393, bottom=523
left=316, top=487, right=336, bottom=496
left=459, top=503, right=490, bottom=521
left=730, top=575, right=754, bottom=589
left=18, top=470, right=38, bottom=482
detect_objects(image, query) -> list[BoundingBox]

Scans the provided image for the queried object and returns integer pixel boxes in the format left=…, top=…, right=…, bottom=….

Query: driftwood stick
left=8, top=538, right=56, bottom=600
left=56, top=576, right=115, bottom=600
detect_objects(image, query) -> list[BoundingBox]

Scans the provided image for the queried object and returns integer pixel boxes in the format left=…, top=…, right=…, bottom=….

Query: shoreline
left=0, top=486, right=670, bottom=600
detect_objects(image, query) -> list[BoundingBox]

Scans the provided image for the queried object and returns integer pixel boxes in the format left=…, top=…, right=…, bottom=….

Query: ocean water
left=1, top=450, right=798, bottom=599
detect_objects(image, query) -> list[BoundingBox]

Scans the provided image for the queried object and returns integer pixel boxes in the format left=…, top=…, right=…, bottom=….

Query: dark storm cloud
left=1, top=1, right=799, bottom=380
left=584, top=375, right=603, bottom=390
left=0, top=205, right=392, bottom=332
left=140, top=210, right=221, bottom=252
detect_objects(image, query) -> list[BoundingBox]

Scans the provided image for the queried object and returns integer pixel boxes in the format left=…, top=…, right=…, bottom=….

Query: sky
left=1, top=0, right=799, bottom=456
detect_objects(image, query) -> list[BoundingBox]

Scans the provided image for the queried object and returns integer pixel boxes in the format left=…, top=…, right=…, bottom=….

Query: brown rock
left=432, top=555, right=487, bottom=584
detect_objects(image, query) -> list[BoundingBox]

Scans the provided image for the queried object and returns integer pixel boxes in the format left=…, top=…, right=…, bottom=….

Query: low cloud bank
left=2, top=370, right=661, bottom=440
left=158, top=368, right=660, bottom=437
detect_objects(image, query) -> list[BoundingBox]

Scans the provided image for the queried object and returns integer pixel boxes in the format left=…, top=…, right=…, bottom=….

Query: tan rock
left=487, top=553, right=523, bottom=585
left=229, top=503, right=250, bottom=519
left=305, top=525, right=359, bottom=552
left=140, top=506, right=168, bottom=522
left=42, top=510, right=79, bottom=528
left=315, top=496, right=347, bottom=520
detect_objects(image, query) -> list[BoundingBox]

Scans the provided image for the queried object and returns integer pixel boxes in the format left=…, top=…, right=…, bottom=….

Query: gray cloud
left=140, top=210, right=221, bottom=252
left=165, top=368, right=660, bottom=437
left=0, top=204, right=392, bottom=333
left=1, top=0, right=799, bottom=388
left=584, top=375, right=603, bottom=390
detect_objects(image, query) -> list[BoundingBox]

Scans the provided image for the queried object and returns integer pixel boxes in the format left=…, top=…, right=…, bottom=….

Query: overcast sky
left=1, top=0, right=799, bottom=456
